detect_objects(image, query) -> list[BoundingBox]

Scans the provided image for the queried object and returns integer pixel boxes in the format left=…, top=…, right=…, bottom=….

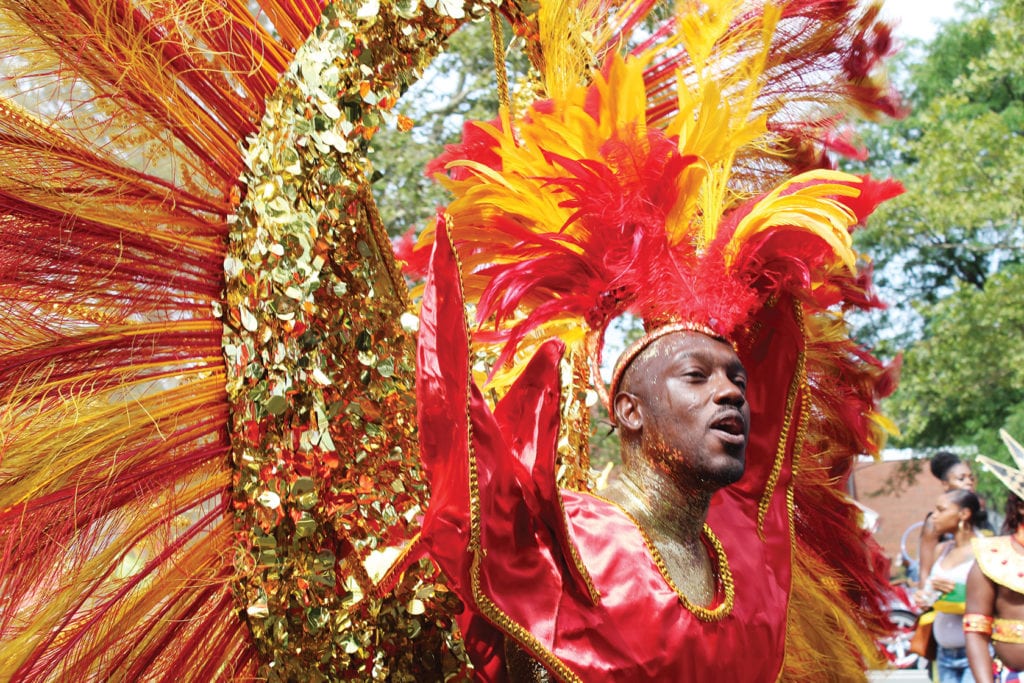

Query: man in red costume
left=416, top=227, right=798, bottom=682
left=499, top=324, right=789, bottom=681
left=409, top=3, right=903, bottom=679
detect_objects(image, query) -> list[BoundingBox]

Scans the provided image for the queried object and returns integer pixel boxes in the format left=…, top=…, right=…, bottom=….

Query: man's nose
left=713, top=374, right=745, bottom=405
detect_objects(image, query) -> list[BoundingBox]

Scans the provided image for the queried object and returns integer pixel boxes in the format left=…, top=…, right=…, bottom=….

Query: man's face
left=623, top=331, right=749, bottom=492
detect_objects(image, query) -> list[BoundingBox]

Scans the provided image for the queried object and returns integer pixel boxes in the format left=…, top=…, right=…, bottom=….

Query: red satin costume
left=414, top=227, right=800, bottom=682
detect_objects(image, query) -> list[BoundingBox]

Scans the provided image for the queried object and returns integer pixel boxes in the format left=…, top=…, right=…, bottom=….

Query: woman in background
left=920, top=453, right=981, bottom=582
left=916, top=489, right=982, bottom=683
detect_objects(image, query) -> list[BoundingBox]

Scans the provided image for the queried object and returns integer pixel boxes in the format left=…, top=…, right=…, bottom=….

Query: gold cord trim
left=595, top=494, right=735, bottom=621
left=757, top=301, right=806, bottom=538
left=787, top=329, right=809, bottom=536
left=555, top=486, right=601, bottom=604
left=470, top=555, right=584, bottom=683
left=489, top=8, right=513, bottom=124
left=630, top=516, right=734, bottom=621
left=448, top=215, right=482, bottom=554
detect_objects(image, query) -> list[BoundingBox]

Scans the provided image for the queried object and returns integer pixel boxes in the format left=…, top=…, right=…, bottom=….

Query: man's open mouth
left=710, top=412, right=747, bottom=445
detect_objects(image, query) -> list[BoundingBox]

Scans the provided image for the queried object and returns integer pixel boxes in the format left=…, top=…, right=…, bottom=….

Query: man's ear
left=613, top=391, right=643, bottom=432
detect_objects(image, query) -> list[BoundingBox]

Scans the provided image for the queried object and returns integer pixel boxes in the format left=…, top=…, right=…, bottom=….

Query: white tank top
left=927, top=542, right=975, bottom=649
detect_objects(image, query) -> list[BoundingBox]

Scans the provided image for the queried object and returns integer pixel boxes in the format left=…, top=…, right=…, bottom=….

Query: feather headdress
left=409, top=0, right=906, bottom=677
left=414, top=0, right=903, bottom=395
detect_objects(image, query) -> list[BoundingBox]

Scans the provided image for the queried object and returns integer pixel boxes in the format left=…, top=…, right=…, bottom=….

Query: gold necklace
left=594, top=485, right=735, bottom=621
left=599, top=513, right=733, bottom=622
left=639, top=521, right=735, bottom=621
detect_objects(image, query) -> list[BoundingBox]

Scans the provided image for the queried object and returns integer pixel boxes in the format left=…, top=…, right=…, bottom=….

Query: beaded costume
left=970, top=431, right=1024, bottom=644
left=0, top=0, right=903, bottom=680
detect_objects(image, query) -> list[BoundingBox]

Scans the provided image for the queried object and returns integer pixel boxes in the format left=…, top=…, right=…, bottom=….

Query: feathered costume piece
left=0, top=0, right=326, bottom=678
left=0, top=0, right=484, bottom=679
left=407, top=0, right=905, bottom=679
left=0, top=0, right=902, bottom=680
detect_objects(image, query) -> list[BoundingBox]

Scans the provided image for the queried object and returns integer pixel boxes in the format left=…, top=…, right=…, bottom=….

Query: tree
left=886, top=265, right=1024, bottom=443
left=854, top=0, right=1024, bottom=494
left=856, top=0, right=1023, bottom=334
left=369, top=17, right=528, bottom=237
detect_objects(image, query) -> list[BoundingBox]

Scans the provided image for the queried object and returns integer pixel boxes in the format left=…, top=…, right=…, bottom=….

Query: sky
left=883, top=0, right=964, bottom=41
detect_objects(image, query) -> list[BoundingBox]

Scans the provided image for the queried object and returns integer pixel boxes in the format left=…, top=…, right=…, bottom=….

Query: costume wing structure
left=0, top=1, right=323, bottom=677
left=976, top=429, right=1024, bottom=497
left=0, top=0, right=511, bottom=679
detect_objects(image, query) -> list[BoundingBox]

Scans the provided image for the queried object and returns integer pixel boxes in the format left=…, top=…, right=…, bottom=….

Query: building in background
left=850, top=450, right=948, bottom=582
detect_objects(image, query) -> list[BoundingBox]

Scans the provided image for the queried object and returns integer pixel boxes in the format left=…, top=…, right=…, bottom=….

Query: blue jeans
left=935, top=645, right=975, bottom=683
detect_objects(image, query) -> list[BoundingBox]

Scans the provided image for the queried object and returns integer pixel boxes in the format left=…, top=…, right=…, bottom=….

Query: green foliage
left=854, top=0, right=1024, bottom=458
left=886, top=265, right=1024, bottom=445
left=856, top=1, right=1024, bottom=306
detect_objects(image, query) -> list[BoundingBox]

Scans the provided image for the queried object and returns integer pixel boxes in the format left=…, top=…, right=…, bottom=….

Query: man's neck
left=609, top=458, right=711, bottom=545
left=605, top=456, right=718, bottom=607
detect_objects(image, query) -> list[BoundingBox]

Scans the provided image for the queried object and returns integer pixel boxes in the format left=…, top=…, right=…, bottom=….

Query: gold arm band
left=963, top=613, right=994, bottom=635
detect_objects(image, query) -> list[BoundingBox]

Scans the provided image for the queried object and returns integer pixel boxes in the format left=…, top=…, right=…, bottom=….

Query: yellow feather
left=538, top=0, right=654, bottom=101
left=784, top=546, right=888, bottom=681
left=726, top=171, right=863, bottom=271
